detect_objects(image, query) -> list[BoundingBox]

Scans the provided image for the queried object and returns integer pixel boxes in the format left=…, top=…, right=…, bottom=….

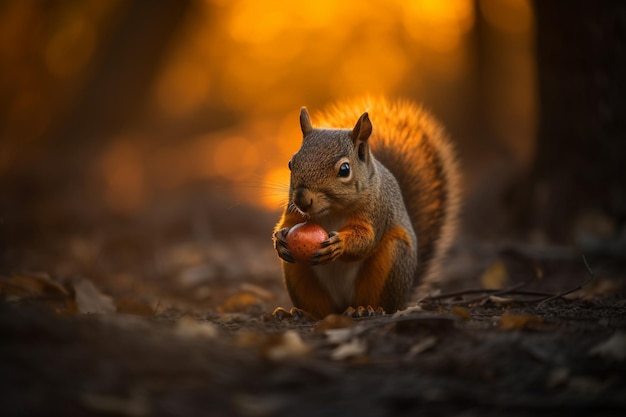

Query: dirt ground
left=1, top=184, right=625, bottom=416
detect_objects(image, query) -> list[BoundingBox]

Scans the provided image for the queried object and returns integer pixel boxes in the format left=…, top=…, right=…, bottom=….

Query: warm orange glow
left=154, top=0, right=479, bottom=117
left=213, top=137, right=260, bottom=181
left=403, top=0, right=475, bottom=52
left=100, top=137, right=147, bottom=214
left=0, top=1, right=535, bottom=214
left=262, top=167, right=291, bottom=210
left=156, top=61, right=211, bottom=118
left=45, top=15, right=96, bottom=78
left=139, top=0, right=534, bottom=210
left=480, top=0, right=534, bottom=34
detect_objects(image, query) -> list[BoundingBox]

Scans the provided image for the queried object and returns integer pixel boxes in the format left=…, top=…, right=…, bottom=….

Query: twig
left=153, top=299, right=161, bottom=316
left=456, top=282, right=529, bottom=306
left=536, top=254, right=595, bottom=307
left=422, top=254, right=595, bottom=307
left=425, top=287, right=556, bottom=301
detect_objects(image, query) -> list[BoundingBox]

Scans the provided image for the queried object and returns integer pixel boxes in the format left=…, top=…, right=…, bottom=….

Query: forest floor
left=1, top=184, right=625, bottom=416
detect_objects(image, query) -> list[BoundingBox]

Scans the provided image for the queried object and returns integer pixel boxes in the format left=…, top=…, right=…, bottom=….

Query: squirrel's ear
left=300, top=107, right=313, bottom=136
left=351, top=112, right=373, bottom=145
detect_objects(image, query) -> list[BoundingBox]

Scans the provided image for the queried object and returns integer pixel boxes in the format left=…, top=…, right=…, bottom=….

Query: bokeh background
left=1, top=0, right=624, bottom=307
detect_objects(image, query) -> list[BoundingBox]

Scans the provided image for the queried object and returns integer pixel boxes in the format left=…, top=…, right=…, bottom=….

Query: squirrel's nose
left=294, top=187, right=313, bottom=212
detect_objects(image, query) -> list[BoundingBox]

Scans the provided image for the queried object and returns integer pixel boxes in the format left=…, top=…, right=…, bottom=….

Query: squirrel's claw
left=343, top=305, right=386, bottom=318
left=312, top=231, right=343, bottom=264
left=273, top=228, right=295, bottom=263
left=272, top=307, right=315, bottom=321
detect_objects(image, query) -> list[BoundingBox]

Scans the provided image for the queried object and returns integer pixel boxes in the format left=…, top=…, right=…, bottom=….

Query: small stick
left=423, top=254, right=595, bottom=307
left=424, top=285, right=555, bottom=303
left=536, top=254, right=595, bottom=307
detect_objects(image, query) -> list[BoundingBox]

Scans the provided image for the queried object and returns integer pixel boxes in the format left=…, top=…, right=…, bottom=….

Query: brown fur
left=317, top=97, right=461, bottom=291
left=273, top=97, right=461, bottom=319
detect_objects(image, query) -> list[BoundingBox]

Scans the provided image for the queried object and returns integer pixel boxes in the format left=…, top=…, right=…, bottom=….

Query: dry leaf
left=392, top=304, right=423, bottom=318
left=263, top=331, right=310, bottom=361
left=487, top=295, right=515, bottom=306
left=499, top=311, right=543, bottom=330
left=406, top=336, right=438, bottom=358
left=115, top=297, right=154, bottom=316
left=239, top=283, right=274, bottom=301
left=175, top=316, right=218, bottom=339
left=236, top=331, right=266, bottom=348
left=323, top=328, right=356, bottom=344
left=218, top=293, right=262, bottom=313
left=589, top=331, right=626, bottom=361
left=1, top=272, right=68, bottom=300
left=481, top=260, right=508, bottom=289
left=314, top=314, right=355, bottom=333
left=451, top=306, right=471, bottom=319
left=73, top=279, right=116, bottom=314
left=330, top=338, right=367, bottom=360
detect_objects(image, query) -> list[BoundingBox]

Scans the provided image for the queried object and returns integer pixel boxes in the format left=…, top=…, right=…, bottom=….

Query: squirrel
left=273, top=97, right=461, bottom=320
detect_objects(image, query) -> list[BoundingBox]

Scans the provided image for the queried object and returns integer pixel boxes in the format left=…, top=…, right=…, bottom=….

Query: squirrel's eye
left=337, top=162, right=350, bottom=178
left=288, top=160, right=292, bottom=171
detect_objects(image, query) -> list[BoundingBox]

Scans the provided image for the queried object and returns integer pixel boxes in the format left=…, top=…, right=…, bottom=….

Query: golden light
left=262, top=167, right=291, bottom=210
left=480, top=0, right=533, bottom=34
left=100, top=137, right=147, bottom=214
left=156, top=61, right=211, bottom=118
left=403, top=0, right=475, bottom=52
left=142, top=0, right=535, bottom=211
left=213, top=137, right=260, bottom=182
left=45, top=14, right=96, bottom=78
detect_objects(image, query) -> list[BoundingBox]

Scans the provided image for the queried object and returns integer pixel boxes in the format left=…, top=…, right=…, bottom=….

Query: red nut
left=286, top=222, right=328, bottom=263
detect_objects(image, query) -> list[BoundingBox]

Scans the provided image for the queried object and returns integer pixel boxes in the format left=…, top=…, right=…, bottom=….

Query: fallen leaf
left=392, top=304, right=423, bottom=318
left=263, top=331, right=310, bottom=361
left=175, top=316, right=218, bottom=339
left=115, top=297, right=154, bottom=316
left=216, top=312, right=251, bottom=323
left=481, top=260, right=508, bottom=289
left=330, top=338, right=367, bottom=360
left=486, top=295, right=515, bottom=306
left=499, top=311, right=543, bottom=330
left=314, top=314, right=355, bottom=333
left=589, top=331, right=626, bottom=361
left=1, top=272, right=68, bottom=300
left=236, top=331, right=266, bottom=349
left=73, top=279, right=116, bottom=314
left=218, top=293, right=262, bottom=313
left=178, top=264, right=217, bottom=287
left=239, top=283, right=274, bottom=301
left=323, top=328, right=357, bottom=344
left=406, top=336, right=438, bottom=358
left=451, top=306, right=471, bottom=319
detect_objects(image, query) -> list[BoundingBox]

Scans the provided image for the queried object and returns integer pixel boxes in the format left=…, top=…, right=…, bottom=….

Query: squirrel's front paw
left=273, top=228, right=295, bottom=263
left=312, top=231, right=343, bottom=264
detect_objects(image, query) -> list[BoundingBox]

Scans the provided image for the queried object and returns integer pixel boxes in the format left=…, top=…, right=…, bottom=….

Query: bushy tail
left=317, top=97, right=461, bottom=292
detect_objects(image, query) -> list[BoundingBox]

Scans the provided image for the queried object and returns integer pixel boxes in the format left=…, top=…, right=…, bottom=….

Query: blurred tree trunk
left=514, top=0, right=626, bottom=243
left=0, top=1, right=192, bottom=267
left=53, top=0, right=192, bottom=152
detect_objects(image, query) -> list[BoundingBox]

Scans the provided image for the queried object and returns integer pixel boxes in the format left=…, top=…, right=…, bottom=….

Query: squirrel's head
left=287, top=107, right=376, bottom=218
